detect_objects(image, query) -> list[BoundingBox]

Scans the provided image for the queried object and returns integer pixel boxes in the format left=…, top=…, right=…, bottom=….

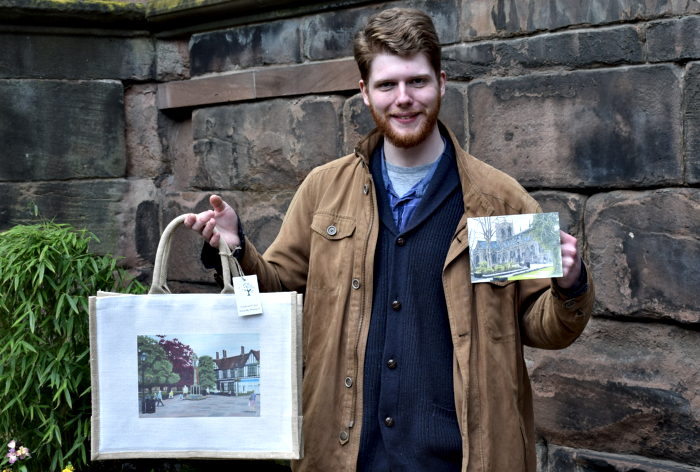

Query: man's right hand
left=184, top=195, right=240, bottom=249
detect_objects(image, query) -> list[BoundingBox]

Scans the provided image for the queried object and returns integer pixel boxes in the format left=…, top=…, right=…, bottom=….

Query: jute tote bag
left=89, top=215, right=303, bottom=460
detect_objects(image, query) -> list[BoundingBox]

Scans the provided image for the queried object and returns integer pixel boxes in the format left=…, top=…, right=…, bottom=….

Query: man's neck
left=383, top=125, right=444, bottom=168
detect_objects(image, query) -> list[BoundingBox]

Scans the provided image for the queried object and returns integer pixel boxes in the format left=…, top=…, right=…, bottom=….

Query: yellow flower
left=62, top=466, right=74, bottom=472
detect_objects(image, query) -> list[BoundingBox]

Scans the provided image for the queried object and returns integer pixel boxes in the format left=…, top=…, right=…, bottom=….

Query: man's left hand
left=556, top=231, right=582, bottom=289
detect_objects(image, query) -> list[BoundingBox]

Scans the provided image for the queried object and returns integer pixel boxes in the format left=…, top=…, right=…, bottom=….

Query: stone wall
left=1, top=0, right=699, bottom=470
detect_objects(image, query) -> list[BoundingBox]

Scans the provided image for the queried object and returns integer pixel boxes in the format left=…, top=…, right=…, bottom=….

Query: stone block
left=444, top=26, right=643, bottom=80
left=156, top=38, right=190, bottom=81
left=529, top=191, right=586, bottom=242
left=0, top=179, right=158, bottom=265
left=526, top=317, right=700, bottom=466
left=467, top=65, right=683, bottom=189
left=0, top=79, right=126, bottom=181
left=302, top=0, right=461, bottom=61
left=647, top=16, right=700, bottom=63
left=342, top=84, right=467, bottom=155
left=686, top=62, right=700, bottom=184
left=461, top=0, right=700, bottom=41
left=0, top=33, right=154, bottom=80
left=189, top=96, right=344, bottom=191
left=161, top=190, right=296, bottom=283
left=125, top=84, right=167, bottom=179
left=547, top=445, right=700, bottom=471
left=584, top=189, right=700, bottom=323
left=189, top=18, right=302, bottom=76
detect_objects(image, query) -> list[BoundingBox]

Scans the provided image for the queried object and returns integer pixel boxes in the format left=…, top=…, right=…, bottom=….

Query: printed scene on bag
left=136, top=333, right=261, bottom=418
left=467, top=212, right=563, bottom=283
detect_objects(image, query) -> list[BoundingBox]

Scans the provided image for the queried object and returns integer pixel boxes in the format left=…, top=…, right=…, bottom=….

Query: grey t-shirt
left=385, top=160, right=435, bottom=197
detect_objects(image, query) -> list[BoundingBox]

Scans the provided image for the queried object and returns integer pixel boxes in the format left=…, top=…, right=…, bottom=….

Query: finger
left=183, top=214, right=196, bottom=229
left=202, top=218, right=216, bottom=241
left=210, top=195, right=227, bottom=213
left=191, top=211, right=214, bottom=232
left=209, top=232, right=220, bottom=248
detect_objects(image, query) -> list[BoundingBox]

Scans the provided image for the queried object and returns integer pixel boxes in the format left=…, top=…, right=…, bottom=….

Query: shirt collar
left=380, top=135, right=447, bottom=200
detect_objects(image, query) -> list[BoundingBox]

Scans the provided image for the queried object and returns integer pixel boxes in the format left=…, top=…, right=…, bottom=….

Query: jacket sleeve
left=238, top=172, right=318, bottom=293
left=518, top=261, right=595, bottom=349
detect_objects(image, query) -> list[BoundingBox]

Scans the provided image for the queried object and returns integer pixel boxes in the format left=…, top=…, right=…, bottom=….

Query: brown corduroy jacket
left=240, top=123, right=594, bottom=472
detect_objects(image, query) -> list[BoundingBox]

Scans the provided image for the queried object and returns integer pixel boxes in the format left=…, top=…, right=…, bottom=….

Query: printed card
left=233, top=275, right=263, bottom=316
left=467, top=212, right=563, bottom=283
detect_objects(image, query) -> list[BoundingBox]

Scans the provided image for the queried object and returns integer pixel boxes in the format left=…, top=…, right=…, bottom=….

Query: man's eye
left=412, top=78, right=426, bottom=85
left=378, top=82, right=394, bottom=89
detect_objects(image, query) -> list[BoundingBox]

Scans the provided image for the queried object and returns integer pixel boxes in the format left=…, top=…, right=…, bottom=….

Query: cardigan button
left=384, top=417, right=394, bottom=427
left=391, top=300, right=401, bottom=311
left=387, top=359, right=397, bottom=369
left=396, top=237, right=405, bottom=246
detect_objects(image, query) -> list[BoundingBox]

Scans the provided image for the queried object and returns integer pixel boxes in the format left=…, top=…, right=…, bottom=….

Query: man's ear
left=360, top=80, right=371, bottom=107
left=439, top=70, right=446, bottom=97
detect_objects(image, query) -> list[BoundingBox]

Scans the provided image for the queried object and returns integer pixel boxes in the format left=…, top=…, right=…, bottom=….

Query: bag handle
left=149, top=214, right=243, bottom=295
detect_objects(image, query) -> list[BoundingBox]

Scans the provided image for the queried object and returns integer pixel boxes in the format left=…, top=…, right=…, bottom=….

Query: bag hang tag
left=233, top=274, right=263, bottom=316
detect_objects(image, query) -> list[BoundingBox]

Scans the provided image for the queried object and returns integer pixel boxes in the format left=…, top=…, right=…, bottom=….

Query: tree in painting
left=470, top=217, right=498, bottom=268
left=530, top=213, right=561, bottom=274
left=156, top=335, right=194, bottom=388
left=198, top=355, right=217, bottom=390
left=137, top=336, right=180, bottom=391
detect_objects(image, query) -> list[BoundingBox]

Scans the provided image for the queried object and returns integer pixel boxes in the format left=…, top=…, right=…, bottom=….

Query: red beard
left=369, top=94, right=441, bottom=149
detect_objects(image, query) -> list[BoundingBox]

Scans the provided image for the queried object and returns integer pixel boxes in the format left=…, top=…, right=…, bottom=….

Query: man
left=185, top=8, right=594, bottom=471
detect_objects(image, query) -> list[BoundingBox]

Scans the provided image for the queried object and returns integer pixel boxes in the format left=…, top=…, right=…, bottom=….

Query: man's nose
left=395, top=83, right=413, bottom=106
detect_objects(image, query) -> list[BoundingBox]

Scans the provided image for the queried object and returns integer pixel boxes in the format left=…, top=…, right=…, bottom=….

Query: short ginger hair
left=353, top=7, right=442, bottom=83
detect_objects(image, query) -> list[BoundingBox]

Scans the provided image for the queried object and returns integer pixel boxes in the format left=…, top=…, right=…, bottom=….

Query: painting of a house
left=214, top=347, right=261, bottom=396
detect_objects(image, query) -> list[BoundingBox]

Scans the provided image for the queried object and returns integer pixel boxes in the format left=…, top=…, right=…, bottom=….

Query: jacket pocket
left=480, top=280, right=517, bottom=343
left=307, top=212, right=356, bottom=294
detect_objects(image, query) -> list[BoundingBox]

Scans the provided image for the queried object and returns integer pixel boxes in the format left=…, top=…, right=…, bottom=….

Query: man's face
left=360, top=53, right=446, bottom=149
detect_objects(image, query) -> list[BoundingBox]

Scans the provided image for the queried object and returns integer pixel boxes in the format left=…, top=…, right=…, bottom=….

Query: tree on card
left=470, top=217, right=498, bottom=268
left=156, top=335, right=193, bottom=388
left=198, top=355, right=217, bottom=390
left=530, top=213, right=561, bottom=274
left=137, top=336, right=180, bottom=389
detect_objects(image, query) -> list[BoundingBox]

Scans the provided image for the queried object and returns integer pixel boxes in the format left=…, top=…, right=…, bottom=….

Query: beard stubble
left=369, top=94, right=441, bottom=149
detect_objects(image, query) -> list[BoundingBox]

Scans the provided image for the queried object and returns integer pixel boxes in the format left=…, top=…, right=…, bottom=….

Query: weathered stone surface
left=0, top=0, right=147, bottom=29
left=585, top=189, right=700, bottom=323
left=687, top=62, right=700, bottom=184
left=461, top=0, right=700, bottom=41
left=546, top=445, right=700, bottom=471
left=189, top=18, right=302, bottom=76
left=444, top=26, right=643, bottom=80
left=647, top=16, right=700, bottom=63
left=156, top=38, right=190, bottom=81
left=525, top=317, right=700, bottom=466
left=161, top=190, right=296, bottom=283
left=0, top=79, right=126, bottom=181
left=0, top=32, right=153, bottom=80
left=467, top=65, right=683, bottom=189
left=125, top=84, right=167, bottom=179
left=190, top=96, right=344, bottom=191
left=342, top=84, right=468, bottom=155
left=0, top=179, right=158, bottom=264
left=302, top=0, right=461, bottom=61
left=530, top=191, right=586, bottom=241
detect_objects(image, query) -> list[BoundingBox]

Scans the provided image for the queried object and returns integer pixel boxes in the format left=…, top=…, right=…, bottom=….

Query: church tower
left=495, top=219, right=514, bottom=243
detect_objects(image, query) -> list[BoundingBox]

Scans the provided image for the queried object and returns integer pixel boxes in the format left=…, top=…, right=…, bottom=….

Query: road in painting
left=136, top=333, right=260, bottom=418
left=467, top=212, right=563, bottom=283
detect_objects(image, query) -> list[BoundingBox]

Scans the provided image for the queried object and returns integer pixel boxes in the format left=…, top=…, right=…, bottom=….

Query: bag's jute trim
left=92, top=451, right=300, bottom=460
left=89, top=296, right=101, bottom=461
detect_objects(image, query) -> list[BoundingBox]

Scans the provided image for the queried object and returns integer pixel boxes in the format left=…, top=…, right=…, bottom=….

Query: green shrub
left=0, top=217, right=146, bottom=471
left=494, top=265, right=504, bottom=272
left=482, top=267, right=494, bottom=275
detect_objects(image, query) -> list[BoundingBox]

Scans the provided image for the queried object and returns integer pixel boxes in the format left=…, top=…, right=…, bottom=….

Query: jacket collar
left=354, top=120, right=496, bottom=220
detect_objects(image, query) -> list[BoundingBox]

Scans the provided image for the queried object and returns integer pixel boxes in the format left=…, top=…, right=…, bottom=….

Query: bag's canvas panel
left=89, top=291, right=302, bottom=460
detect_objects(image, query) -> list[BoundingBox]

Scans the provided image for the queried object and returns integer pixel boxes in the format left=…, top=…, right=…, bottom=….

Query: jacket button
left=363, top=184, right=369, bottom=195
left=340, top=431, right=348, bottom=441
left=391, top=300, right=401, bottom=311
left=345, top=377, right=353, bottom=387
left=565, top=300, right=576, bottom=308
left=387, top=359, right=397, bottom=369
left=396, top=237, right=405, bottom=246
left=384, top=417, right=394, bottom=427
left=352, top=279, right=361, bottom=290
left=327, top=225, right=337, bottom=236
